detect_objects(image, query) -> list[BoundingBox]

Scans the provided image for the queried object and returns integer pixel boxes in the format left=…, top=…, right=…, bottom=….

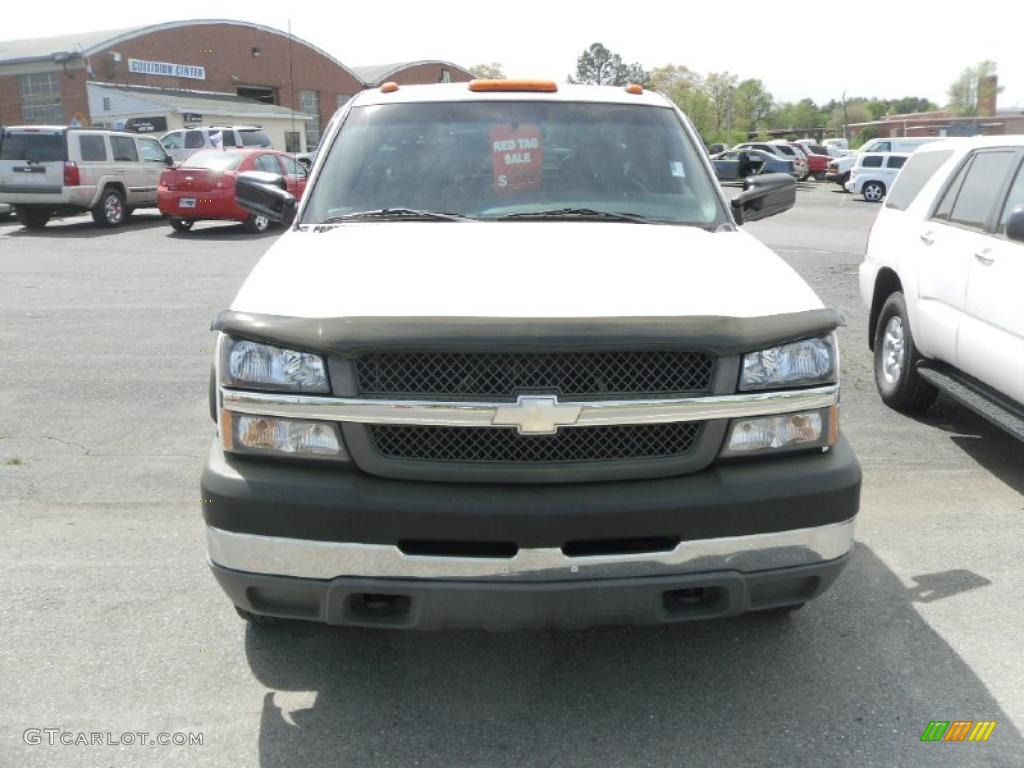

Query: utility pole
left=842, top=90, right=850, bottom=141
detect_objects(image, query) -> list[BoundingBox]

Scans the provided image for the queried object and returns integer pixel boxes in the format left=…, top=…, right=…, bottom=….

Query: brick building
left=0, top=20, right=473, bottom=150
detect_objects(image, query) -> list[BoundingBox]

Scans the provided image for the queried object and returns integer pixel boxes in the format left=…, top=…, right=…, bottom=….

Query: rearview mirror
left=1006, top=204, right=1024, bottom=243
left=236, top=171, right=296, bottom=225
left=731, top=173, right=796, bottom=225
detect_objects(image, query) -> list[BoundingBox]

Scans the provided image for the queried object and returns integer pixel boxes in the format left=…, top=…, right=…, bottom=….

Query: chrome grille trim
left=221, top=385, right=839, bottom=429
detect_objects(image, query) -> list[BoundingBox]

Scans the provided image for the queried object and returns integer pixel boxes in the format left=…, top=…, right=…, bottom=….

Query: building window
left=440, top=69, right=451, bottom=83
left=18, top=72, right=64, bottom=124
left=299, top=89, right=321, bottom=149
left=102, top=97, right=111, bottom=111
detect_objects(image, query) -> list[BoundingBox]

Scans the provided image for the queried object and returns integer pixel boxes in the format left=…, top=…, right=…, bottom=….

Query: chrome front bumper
left=206, top=518, right=856, bottom=583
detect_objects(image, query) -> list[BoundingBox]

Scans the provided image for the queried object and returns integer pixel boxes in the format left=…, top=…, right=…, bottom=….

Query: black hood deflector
left=211, top=308, right=844, bottom=357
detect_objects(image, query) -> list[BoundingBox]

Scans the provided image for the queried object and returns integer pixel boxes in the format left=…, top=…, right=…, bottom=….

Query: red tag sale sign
left=490, top=123, right=543, bottom=192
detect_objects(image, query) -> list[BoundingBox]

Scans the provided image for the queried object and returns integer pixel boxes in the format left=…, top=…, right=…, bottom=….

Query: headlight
left=222, top=412, right=347, bottom=460
left=740, top=334, right=837, bottom=390
left=221, top=337, right=328, bottom=393
left=720, top=407, right=837, bottom=457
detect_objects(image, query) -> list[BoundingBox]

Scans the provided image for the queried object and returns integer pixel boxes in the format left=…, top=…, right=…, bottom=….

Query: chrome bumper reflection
left=206, top=519, right=856, bottom=582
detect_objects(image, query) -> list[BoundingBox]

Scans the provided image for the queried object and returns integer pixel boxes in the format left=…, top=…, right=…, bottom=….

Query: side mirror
left=1006, top=204, right=1024, bottom=243
left=164, top=155, right=174, bottom=167
left=236, top=171, right=296, bottom=225
left=731, top=172, right=796, bottom=225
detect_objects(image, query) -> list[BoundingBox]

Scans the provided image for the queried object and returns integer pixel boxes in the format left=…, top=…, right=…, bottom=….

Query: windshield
left=181, top=151, right=246, bottom=171
left=0, top=130, right=65, bottom=162
left=303, top=101, right=725, bottom=226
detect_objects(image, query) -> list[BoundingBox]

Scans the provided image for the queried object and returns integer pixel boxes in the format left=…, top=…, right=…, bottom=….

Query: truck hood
left=229, top=222, right=823, bottom=319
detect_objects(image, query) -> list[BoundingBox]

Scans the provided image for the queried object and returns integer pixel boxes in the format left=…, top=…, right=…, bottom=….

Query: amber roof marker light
left=380, top=82, right=399, bottom=93
left=625, top=83, right=644, bottom=95
left=469, top=79, right=559, bottom=93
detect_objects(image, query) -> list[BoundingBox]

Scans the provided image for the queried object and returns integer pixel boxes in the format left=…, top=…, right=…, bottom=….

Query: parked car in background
left=711, top=148, right=795, bottom=181
left=0, top=125, right=171, bottom=229
left=846, top=152, right=909, bottom=201
left=828, top=137, right=942, bottom=189
left=860, top=137, right=1024, bottom=440
left=783, top=141, right=830, bottom=180
left=160, top=126, right=273, bottom=163
left=158, top=148, right=308, bottom=234
left=822, top=138, right=851, bottom=154
left=735, top=142, right=809, bottom=181
left=0, top=202, right=11, bottom=219
left=295, top=150, right=317, bottom=170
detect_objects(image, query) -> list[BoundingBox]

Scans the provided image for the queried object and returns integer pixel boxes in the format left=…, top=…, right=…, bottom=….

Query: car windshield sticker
left=670, top=161, right=685, bottom=178
left=490, top=123, right=543, bottom=193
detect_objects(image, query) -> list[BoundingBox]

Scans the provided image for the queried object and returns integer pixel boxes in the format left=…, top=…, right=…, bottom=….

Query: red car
left=158, top=149, right=308, bottom=233
left=793, top=142, right=832, bottom=181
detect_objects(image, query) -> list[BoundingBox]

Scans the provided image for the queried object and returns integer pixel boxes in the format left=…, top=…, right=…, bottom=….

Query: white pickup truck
left=201, top=80, right=861, bottom=630
left=860, top=137, right=1024, bottom=439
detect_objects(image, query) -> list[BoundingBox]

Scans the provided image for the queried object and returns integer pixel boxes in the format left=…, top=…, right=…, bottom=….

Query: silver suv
left=0, top=126, right=171, bottom=229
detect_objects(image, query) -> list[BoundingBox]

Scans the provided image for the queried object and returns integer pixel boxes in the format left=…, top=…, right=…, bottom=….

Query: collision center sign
left=128, top=58, right=206, bottom=80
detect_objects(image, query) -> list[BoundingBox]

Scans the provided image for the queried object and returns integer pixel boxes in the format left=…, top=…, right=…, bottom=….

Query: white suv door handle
left=920, top=232, right=935, bottom=246
left=974, top=249, right=995, bottom=265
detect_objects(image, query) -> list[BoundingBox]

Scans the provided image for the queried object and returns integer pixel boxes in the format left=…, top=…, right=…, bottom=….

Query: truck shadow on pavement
left=245, top=543, right=1019, bottom=767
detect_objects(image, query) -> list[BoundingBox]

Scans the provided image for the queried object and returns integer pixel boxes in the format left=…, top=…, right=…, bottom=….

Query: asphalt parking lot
left=1, top=186, right=1021, bottom=767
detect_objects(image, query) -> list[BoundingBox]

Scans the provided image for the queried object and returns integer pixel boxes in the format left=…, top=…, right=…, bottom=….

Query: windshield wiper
left=317, top=208, right=470, bottom=224
left=495, top=208, right=653, bottom=223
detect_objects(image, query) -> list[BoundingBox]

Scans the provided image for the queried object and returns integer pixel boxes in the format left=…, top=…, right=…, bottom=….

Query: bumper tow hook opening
left=662, top=586, right=725, bottom=615
left=345, top=593, right=413, bottom=624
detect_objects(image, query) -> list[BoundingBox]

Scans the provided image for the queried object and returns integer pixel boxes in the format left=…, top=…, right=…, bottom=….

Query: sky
left=4, top=0, right=1023, bottom=109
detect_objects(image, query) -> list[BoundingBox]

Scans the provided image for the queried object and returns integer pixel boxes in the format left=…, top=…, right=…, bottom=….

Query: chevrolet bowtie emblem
left=492, top=395, right=582, bottom=435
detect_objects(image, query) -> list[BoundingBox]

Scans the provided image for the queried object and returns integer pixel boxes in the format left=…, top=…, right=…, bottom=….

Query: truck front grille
left=354, top=350, right=714, bottom=400
left=367, top=422, right=702, bottom=464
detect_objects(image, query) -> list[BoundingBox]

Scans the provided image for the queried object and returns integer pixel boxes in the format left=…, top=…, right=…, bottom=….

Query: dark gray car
left=712, top=149, right=795, bottom=181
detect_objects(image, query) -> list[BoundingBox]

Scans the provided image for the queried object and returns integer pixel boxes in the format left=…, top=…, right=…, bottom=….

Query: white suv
left=160, top=127, right=272, bottom=163
left=828, top=137, right=940, bottom=188
left=0, top=126, right=171, bottom=228
left=860, top=137, right=1024, bottom=439
left=846, top=152, right=908, bottom=201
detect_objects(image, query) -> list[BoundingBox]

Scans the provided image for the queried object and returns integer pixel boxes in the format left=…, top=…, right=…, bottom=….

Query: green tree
left=827, top=102, right=872, bottom=133
left=569, top=43, right=647, bottom=86
left=703, top=71, right=738, bottom=132
left=469, top=63, right=505, bottom=79
left=733, top=79, right=774, bottom=133
left=948, top=61, right=1003, bottom=116
left=889, top=96, right=938, bottom=114
left=648, top=64, right=700, bottom=94
left=770, top=99, right=822, bottom=131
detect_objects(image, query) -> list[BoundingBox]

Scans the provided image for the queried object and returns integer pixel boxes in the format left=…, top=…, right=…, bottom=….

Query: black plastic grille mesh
left=368, top=422, right=702, bottom=464
left=355, top=351, right=714, bottom=400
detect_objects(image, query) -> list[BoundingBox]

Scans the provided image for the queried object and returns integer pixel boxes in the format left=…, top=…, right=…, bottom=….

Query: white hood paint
left=230, top=222, right=823, bottom=319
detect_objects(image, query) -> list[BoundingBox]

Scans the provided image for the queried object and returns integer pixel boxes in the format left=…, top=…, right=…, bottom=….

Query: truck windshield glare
left=303, top=102, right=725, bottom=226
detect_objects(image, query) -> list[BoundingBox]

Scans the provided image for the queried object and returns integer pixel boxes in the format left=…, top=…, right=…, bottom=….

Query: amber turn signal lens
left=625, top=83, right=644, bottom=95
left=379, top=82, right=399, bottom=93
left=468, top=79, right=558, bottom=93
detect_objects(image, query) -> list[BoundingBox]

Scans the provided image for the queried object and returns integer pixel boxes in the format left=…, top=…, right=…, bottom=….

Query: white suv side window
left=161, top=132, right=184, bottom=150
left=184, top=130, right=204, bottom=149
